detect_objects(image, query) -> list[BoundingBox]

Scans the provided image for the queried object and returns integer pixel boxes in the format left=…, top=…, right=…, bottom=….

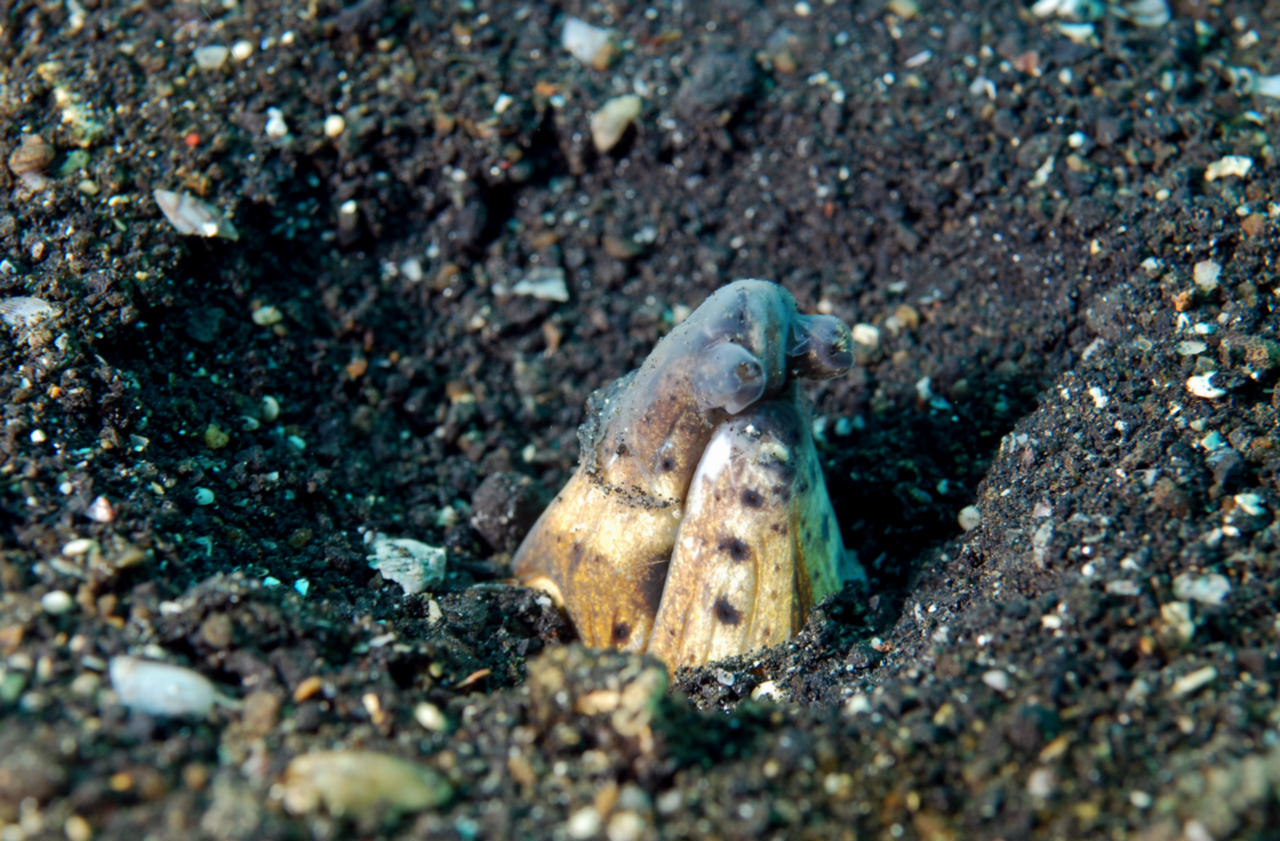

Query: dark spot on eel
left=659, top=455, right=676, bottom=472
left=612, top=622, right=631, bottom=644
left=714, top=596, right=742, bottom=626
left=741, top=488, right=765, bottom=508
left=718, top=536, right=751, bottom=562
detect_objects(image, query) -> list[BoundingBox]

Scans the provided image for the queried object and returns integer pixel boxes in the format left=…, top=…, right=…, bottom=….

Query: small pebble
left=606, top=811, right=649, bottom=841
left=511, top=266, right=570, bottom=302
left=1161, top=601, right=1195, bottom=642
left=1172, top=572, right=1231, bottom=606
left=1204, top=155, right=1252, bottom=182
left=251, top=305, right=283, bottom=326
left=851, top=323, right=881, bottom=348
left=86, top=495, right=115, bottom=523
left=41, top=590, right=74, bottom=615
left=265, top=107, right=289, bottom=139
left=561, top=17, right=615, bottom=70
left=413, top=701, right=448, bottom=732
left=323, top=114, right=345, bottom=138
left=1186, top=372, right=1226, bottom=400
left=241, top=689, right=282, bottom=736
left=566, top=807, right=603, bottom=840
left=109, top=656, right=227, bottom=718
left=957, top=505, right=981, bottom=531
left=280, top=750, right=452, bottom=818
left=1192, top=260, right=1221, bottom=292
left=981, top=669, right=1010, bottom=692
left=62, top=537, right=95, bottom=556
left=590, top=94, right=641, bottom=153
left=193, top=44, right=229, bottom=70
left=194, top=487, right=215, bottom=505
left=1169, top=665, right=1217, bottom=697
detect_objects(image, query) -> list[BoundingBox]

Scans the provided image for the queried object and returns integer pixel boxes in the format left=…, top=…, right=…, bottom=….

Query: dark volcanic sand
left=2, top=0, right=1279, bottom=839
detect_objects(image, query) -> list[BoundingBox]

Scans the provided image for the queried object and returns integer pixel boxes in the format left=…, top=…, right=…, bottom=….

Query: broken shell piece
left=590, top=94, right=642, bottom=153
left=511, top=266, right=570, bottom=302
left=0, top=296, right=60, bottom=329
left=513, top=280, right=854, bottom=670
left=281, top=750, right=452, bottom=818
left=367, top=533, right=447, bottom=595
left=153, top=189, right=240, bottom=240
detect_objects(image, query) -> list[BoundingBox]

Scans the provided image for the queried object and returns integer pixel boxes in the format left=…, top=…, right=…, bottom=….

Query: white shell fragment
left=590, top=94, right=642, bottom=153
left=153, top=189, right=240, bottom=240
left=561, top=17, right=615, bottom=70
left=511, top=266, right=570, bottom=302
left=1203, top=156, right=1252, bottom=182
left=0, top=296, right=60, bottom=329
left=367, top=534, right=447, bottom=595
left=281, top=750, right=452, bottom=818
left=109, top=656, right=234, bottom=718
left=1186, top=372, right=1226, bottom=400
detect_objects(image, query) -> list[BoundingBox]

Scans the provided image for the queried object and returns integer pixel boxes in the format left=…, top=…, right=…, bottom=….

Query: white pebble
left=194, top=487, right=216, bottom=505
left=193, top=44, right=229, bottom=70
left=1233, top=492, right=1265, bottom=517
left=566, top=807, right=603, bottom=840
left=41, top=590, right=74, bottom=615
left=512, top=266, right=570, bottom=302
left=413, top=701, right=448, bottom=732
left=1192, top=260, right=1221, bottom=292
left=1026, top=767, right=1056, bottom=798
left=252, top=304, right=283, bottom=326
left=590, top=94, right=642, bottom=153
left=281, top=750, right=451, bottom=817
left=323, top=114, right=346, bottom=138
left=851, top=323, right=881, bottom=348
left=86, top=495, right=115, bottom=523
left=1169, top=665, right=1217, bottom=698
left=957, top=505, right=981, bottom=532
left=1186, top=372, right=1226, bottom=400
left=981, top=669, right=1010, bottom=692
left=231, top=40, right=253, bottom=61
left=62, top=537, right=95, bottom=556
left=1172, top=572, right=1231, bottom=606
left=109, top=656, right=225, bottom=718
left=561, top=17, right=614, bottom=69
left=1204, top=155, right=1252, bottom=182
left=265, top=107, right=289, bottom=139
